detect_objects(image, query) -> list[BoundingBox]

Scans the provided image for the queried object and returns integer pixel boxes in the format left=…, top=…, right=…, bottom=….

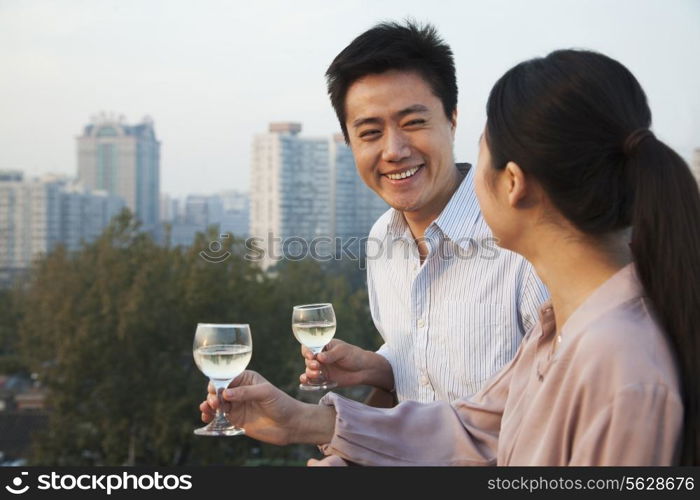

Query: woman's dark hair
left=325, top=20, right=457, bottom=142
left=485, top=49, right=699, bottom=464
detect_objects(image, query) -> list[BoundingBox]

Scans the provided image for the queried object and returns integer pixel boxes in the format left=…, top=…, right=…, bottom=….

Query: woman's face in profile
left=474, top=131, right=504, bottom=244
left=474, top=129, right=523, bottom=251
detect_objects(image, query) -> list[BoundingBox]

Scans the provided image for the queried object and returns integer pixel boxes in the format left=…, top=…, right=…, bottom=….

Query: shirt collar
left=385, top=163, right=480, bottom=248
left=537, top=263, right=645, bottom=341
left=433, top=164, right=481, bottom=248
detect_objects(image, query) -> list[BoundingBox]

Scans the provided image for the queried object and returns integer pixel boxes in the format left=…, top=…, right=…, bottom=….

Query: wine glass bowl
left=193, top=323, right=252, bottom=436
left=292, top=303, right=337, bottom=391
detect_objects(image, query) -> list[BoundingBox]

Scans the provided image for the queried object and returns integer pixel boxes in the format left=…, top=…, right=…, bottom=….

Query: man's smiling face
left=344, top=70, right=459, bottom=218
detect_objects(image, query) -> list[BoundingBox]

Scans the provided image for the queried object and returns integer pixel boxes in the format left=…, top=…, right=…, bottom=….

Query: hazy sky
left=1, top=0, right=698, bottom=197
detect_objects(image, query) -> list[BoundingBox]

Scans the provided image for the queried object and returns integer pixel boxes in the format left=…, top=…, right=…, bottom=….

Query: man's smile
left=382, top=164, right=424, bottom=183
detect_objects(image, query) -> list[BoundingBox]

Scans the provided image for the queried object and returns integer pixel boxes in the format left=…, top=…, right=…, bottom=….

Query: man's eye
left=404, top=119, right=426, bottom=127
left=359, top=130, right=380, bottom=139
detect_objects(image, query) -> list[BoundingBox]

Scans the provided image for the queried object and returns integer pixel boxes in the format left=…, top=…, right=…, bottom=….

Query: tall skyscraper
left=250, top=123, right=332, bottom=267
left=330, top=134, right=388, bottom=244
left=77, top=113, right=160, bottom=232
left=250, top=123, right=387, bottom=268
left=219, top=190, right=250, bottom=238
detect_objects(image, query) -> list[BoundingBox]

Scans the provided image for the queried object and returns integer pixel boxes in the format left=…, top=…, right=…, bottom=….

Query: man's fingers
left=231, top=369, right=267, bottom=388
left=317, top=349, right=338, bottom=364
left=223, top=382, right=274, bottom=402
left=206, top=393, right=217, bottom=408
left=200, top=400, right=216, bottom=423
left=307, top=455, right=349, bottom=466
left=304, top=359, right=320, bottom=369
left=199, top=400, right=216, bottom=415
left=301, top=345, right=314, bottom=360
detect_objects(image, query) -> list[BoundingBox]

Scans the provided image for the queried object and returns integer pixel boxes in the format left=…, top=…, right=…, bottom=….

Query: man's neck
left=402, top=167, right=463, bottom=260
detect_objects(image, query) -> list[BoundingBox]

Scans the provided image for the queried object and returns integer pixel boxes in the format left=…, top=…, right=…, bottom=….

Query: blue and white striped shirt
left=366, top=165, right=548, bottom=403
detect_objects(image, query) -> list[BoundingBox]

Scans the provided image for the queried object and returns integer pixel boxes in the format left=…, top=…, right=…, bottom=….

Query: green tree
left=15, top=213, right=380, bottom=465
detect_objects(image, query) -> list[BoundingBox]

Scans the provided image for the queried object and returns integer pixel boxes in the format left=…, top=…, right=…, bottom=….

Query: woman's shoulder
left=566, top=296, right=679, bottom=391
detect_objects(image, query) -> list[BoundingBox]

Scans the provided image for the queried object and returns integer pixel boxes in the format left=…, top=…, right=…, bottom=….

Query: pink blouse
left=320, top=264, right=683, bottom=465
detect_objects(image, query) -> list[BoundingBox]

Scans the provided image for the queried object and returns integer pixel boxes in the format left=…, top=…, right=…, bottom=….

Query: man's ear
left=449, top=109, right=457, bottom=137
left=505, top=161, right=527, bottom=207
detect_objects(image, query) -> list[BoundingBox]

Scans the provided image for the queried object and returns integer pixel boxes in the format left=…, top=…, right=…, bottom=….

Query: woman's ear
left=505, top=161, right=528, bottom=208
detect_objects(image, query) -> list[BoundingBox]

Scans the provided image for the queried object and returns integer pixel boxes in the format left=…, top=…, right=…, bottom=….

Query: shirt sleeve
left=519, top=264, right=549, bottom=334
left=318, top=345, right=518, bottom=466
left=569, top=383, right=683, bottom=465
left=375, top=342, right=394, bottom=372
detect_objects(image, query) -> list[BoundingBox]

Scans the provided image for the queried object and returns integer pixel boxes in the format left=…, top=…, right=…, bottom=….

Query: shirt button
left=417, top=318, right=425, bottom=328
left=420, top=375, right=430, bottom=386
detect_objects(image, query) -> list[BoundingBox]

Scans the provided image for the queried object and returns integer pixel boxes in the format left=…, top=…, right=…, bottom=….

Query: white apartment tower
left=77, top=113, right=160, bottom=232
left=250, top=123, right=387, bottom=268
left=0, top=171, right=61, bottom=271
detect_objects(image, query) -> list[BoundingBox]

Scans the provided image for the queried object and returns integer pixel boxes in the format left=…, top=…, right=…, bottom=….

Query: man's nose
left=381, top=128, right=411, bottom=162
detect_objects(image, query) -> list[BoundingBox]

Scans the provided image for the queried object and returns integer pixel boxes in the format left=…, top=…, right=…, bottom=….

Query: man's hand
left=199, top=370, right=335, bottom=446
left=300, top=339, right=394, bottom=392
left=307, top=455, right=349, bottom=466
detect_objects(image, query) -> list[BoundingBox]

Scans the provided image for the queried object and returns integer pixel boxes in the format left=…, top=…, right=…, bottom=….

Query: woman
left=200, top=49, right=699, bottom=465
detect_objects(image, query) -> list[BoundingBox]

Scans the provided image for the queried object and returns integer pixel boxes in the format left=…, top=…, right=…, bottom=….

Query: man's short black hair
left=326, top=20, right=457, bottom=142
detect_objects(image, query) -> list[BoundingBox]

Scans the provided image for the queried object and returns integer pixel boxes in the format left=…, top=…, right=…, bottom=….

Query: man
left=298, top=20, right=548, bottom=405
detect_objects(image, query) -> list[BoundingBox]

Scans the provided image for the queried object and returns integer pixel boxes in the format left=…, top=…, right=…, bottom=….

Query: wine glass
left=193, top=323, right=252, bottom=436
left=292, top=303, right=337, bottom=391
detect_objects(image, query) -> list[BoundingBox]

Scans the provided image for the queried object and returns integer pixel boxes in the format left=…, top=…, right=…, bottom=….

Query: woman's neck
left=523, top=227, right=632, bottom=334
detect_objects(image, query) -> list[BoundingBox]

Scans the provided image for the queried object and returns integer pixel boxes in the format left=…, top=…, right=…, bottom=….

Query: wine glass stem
left=212, top=381, right=229, bottom=422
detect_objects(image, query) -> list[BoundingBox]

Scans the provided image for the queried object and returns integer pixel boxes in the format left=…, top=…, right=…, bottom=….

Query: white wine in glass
left=193, top=323, right=252, bottom=436
left=292, top=303, right=337, bottom=391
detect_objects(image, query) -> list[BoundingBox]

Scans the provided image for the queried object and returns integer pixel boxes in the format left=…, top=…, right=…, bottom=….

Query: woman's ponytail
left=628, top=134, right=700, bottom=465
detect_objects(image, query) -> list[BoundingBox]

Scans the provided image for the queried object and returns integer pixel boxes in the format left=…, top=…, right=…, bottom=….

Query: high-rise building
left=159, top=193, right=178, bottom=223
left=0, top=172, right=123, bottom=285
left=59, top=184, right=125, bottom=251
left=77, top=113, right=160, bottom=232
left=250, top=123, right=332, bottom=267
left=0, top=172, right=62, bottom=272
left=183, top=195, right=224, bottom=228
left=250, top=123, right=387, bottom=268
left=165, top=193, right=241, bottom=247
left=330, top=134, right=388, bottom=244
left=219, top=190, right=250, bottom=238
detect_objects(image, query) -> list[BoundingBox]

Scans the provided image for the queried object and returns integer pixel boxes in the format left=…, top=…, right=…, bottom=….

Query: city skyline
left=1, top=0, right=699, bottom=197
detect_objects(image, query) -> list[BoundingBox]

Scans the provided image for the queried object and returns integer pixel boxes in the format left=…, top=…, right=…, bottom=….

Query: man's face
left=344, top=70, right=457, bottom=216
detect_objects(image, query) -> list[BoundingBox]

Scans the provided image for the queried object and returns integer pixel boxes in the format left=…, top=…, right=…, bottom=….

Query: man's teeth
left=386, top=166, right=420, bottom=180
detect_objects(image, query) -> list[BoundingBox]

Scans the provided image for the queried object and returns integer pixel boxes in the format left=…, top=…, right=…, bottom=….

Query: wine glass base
left=194, top=425, right=245, bottom=436
left=299, top=381, right=338, bottom=391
